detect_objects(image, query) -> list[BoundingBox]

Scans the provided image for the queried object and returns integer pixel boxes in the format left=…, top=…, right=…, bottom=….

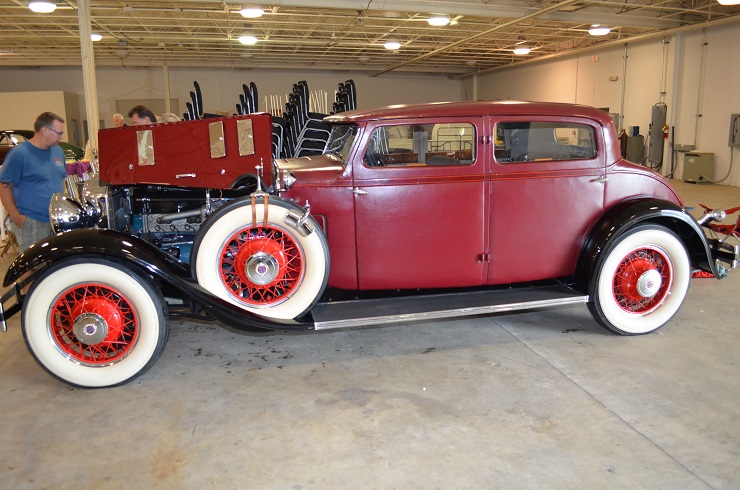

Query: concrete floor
left=0, top=180, right=738, bottom=489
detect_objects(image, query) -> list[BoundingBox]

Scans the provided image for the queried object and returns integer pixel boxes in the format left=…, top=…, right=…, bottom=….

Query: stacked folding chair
left=231, top=79, right=358, bottom=159
left=183, top=81, right=221, bottom=120
left=332, top=79, right=357, bottom=114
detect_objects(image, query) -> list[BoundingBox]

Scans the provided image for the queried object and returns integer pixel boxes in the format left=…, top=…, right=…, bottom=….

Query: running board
left=310, top=285, right=589, bottom=330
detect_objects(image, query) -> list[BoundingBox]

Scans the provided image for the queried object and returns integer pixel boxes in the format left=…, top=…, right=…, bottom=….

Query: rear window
left=494, top=122, right=596, bottom=163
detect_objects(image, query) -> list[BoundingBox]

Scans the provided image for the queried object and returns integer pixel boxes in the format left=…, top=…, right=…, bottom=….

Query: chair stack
left=332, top=80, right=357, bottom=114
left=183, top=81, right=203, bottom=120
left=183, top=81, right=220, bottom=120
left=233, top=79, right=358, bottom=159
left=282, top=81, right=331, bottom=157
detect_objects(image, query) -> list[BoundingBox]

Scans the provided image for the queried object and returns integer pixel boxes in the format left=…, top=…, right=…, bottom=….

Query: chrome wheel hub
left=72, top=313, right=109, bottom=345
left=636, top=269, right=662, bottom=298
left=245, top=252, right=280, bottom=285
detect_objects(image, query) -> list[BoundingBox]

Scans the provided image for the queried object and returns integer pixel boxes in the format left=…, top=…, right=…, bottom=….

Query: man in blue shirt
left=0, top=112, right=68, bottom=252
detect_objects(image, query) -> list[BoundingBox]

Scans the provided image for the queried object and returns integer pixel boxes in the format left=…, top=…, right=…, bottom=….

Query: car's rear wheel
left=191, top=197, right=329, bottom=320
left=588, top=224, right=691, bottom=335
left=22, top=259, right=168, bottom=388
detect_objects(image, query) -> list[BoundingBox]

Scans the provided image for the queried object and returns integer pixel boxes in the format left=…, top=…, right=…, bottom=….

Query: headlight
left=49, top=193, right=86, bottom=233
left=280, top=169, right=296, bottom=191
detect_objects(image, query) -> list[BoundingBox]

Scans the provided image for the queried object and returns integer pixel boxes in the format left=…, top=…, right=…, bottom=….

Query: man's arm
left=0, top=182, right=25, bottom=227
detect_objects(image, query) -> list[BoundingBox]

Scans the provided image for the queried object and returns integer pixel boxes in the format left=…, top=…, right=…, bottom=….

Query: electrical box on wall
left=683, top=152, right=714, bottom=183
left=730, top=114, right=740, bottom=148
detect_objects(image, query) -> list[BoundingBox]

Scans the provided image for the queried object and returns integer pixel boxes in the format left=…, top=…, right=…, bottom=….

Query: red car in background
left=2, top=101, right=738, bottom=388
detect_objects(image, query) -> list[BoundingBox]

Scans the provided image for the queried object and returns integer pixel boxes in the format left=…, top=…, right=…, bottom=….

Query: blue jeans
left=11, top=217, right=52, bottom=252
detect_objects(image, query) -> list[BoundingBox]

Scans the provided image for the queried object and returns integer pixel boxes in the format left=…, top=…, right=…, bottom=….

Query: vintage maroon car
left=1, top=101, right=738, bottom=388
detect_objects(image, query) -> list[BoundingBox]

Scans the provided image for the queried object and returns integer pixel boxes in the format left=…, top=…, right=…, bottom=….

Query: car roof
left=325, top=100, right=615, bottom=127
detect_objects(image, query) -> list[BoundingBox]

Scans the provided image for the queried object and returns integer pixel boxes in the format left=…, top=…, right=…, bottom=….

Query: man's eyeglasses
left=45, top=126, right=64, bottom=136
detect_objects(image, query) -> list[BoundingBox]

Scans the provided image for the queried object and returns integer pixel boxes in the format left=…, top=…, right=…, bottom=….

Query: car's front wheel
left=22, top=259, right=168, bottom=388
left=588, top=224, right=691, bottom=335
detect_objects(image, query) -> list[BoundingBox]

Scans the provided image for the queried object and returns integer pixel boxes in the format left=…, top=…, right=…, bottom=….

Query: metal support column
left=77, top=0, right=100, bottom=167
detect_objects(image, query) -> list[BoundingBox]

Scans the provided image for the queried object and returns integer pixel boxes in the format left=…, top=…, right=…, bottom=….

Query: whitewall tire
left=191, top=198, right=329, bottom=320
left=589, top=224, right=691, bottom=335
left=22, top=259, right=168, bottom=388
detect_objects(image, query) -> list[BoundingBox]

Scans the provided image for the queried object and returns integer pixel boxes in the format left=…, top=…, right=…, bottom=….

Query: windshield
left=324, top=124, right=358, bottom=164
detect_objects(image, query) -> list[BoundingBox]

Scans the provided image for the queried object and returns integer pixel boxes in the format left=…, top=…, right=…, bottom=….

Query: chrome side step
left=311, top=285, right=588, bottom=330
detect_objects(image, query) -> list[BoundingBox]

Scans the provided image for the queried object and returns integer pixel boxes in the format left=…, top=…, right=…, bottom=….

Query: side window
left=494, top=122, right=596, bottom=163
left=363, top=122, right=476, bottom=167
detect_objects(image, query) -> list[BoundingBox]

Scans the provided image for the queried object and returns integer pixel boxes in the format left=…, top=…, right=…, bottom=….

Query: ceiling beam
left=255, top=0, right=683, bottom=29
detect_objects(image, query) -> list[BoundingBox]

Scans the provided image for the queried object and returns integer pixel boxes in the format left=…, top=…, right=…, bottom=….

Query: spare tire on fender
left=191, top=195, right=330, bottom=320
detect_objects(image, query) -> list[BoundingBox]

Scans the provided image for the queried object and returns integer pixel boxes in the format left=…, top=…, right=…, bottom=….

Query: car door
left=487, top=116, right=606, bottom=284
left=353, top=118, right=488, bottom=290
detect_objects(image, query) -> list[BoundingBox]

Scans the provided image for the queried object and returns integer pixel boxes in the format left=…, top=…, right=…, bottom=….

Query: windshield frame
left=323, top=123, right=359, bottom=165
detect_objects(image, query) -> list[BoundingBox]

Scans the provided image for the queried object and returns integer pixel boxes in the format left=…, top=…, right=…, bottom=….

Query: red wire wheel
left=50, top=284, right=139, bottom=366
left=611, top=246, right=672, bottom=314
left=219, top=224, right=304, bottom=306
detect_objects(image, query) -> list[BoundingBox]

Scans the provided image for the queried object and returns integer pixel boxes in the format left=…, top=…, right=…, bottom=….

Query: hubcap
left=636, top=269, right=662, bottom=298
left=72, top=313, right=108, bottom=345
left=245, top=252, right=280, bottom=285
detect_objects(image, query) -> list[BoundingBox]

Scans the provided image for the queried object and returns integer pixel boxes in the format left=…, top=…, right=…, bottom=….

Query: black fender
left=3, top=229, right=312, bottom=331
left=574, top=198, right=719, bottom=292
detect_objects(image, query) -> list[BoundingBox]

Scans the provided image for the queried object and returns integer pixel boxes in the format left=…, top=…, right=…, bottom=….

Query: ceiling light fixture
left=588, top=24, right=611, bottom=36
left=28, top=0, right=56, bottom=13
left=90, top=33, right=102, bottom=42
left=716, top=0, right=740, bottom=4
left=384, top=38, right=401, bottom=50
left=427, top=14, right=450, bottom=27
left=513, top=46, right=531, bottom=55
left=239, top=32, right=258, bottom=45
left=239, top=4, right=263, bottom=18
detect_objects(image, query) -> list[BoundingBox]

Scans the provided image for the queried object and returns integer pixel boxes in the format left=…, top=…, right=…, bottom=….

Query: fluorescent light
left=239, top=33, right=258, bottom=45
left=240, top=5, right=263, bottom=18
left=427, top=14, right=450, bottom=27
left=717, top=0, right=740, bottom=4
left=513, top=46, right=530, bottom=55
left=28, top=0, right=56, bottom=13
left=90, top=33, right=102, bottom=42
left=588, top=24, right=611, bottom=36
left=384, top=38, right=401, bottom=50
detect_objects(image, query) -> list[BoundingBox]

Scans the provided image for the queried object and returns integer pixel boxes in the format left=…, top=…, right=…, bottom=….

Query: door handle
left=176, top=173, right=196, bottom=179
left=590, top=175, right=609, bottom=184
left=353, top=187, right=367, bottom=196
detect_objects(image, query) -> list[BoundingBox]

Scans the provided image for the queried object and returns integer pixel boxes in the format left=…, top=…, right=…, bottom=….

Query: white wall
left=0, top=67, right=462, bottom=128
left=0, top=91, right=80, bottom=144
left=473, top=22, right=740, bottom=186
